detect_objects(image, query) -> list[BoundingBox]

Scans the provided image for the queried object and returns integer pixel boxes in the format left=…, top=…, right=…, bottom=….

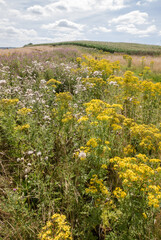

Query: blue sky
left=0, top=0, right=160, bottom=47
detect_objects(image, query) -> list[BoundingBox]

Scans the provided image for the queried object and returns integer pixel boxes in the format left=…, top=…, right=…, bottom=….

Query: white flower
left=109, top=81, right=118, bottom=86
left=24, top=167, right=31, bottom=174
left=43, top=115, right=51, bottom=121
left=0, top=80, right=6, bottom=85
left=78, top=151, right=86, bottom=160
left=93, top=71, right=101, bottom=76
left=40, top=79, right=46, bottom=84
left=37, top=151, right=42, bottom=156
left=27, top=150, right=34, bottom=155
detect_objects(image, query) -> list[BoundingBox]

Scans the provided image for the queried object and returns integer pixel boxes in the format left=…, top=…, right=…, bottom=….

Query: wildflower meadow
left=0, top=45, right=161, bottom=240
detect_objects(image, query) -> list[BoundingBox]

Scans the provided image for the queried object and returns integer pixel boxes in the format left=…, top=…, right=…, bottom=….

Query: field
left=0, top=43, right=161, bottom=240
left=33, top=40, right=161, bottom=56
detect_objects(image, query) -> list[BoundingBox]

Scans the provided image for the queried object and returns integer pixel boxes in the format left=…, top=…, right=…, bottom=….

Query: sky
left=0, top=0, right=161, bottom=47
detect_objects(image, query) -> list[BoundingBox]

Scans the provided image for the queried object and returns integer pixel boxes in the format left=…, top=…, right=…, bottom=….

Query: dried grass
left=1, top=46, right=161, bottom=73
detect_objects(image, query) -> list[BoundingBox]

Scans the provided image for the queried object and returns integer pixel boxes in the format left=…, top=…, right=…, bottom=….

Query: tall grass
left=0, top=47, right=161, bottom=239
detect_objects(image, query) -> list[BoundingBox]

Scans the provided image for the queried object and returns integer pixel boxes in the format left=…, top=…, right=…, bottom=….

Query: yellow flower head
left=17, top=108, right=32, bottom=115
left=0, top=98, right=19, bottom=106
left=86, top=138, right=98, bottom=148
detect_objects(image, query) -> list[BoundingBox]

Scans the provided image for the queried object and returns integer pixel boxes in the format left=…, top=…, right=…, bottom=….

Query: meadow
left=0, top=44, right=161, bottom=240
left=34, top=40, right=161, bottom=56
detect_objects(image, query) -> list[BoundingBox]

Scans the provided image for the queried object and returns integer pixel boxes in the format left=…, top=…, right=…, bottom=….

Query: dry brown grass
left=1, top=45, right=161, bottom=73
left=0, top=45, right=55, bottom=56
left=101, top=53, right=161, bottom=73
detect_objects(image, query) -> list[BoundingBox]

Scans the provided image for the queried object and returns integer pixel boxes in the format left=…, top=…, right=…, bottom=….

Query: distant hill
left=33, top=40, right=161, bottom=56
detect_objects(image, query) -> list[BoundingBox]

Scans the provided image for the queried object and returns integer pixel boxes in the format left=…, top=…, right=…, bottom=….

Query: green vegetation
left=0, top=46, right=161, bottom=239
left=34, top=40, right=161, bottom=56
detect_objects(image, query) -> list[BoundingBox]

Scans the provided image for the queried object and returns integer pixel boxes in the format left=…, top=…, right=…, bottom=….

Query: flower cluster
left=17, top=108, right=32, bottom=115
left=85, top=174, right=109, bottom=198
left=38, top=214, right=73, bottom=240
left=0, top=98, right=19, bottom=105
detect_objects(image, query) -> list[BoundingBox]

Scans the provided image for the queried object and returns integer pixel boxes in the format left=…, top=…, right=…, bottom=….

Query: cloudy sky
left=0, top=0, right=160, bottom=47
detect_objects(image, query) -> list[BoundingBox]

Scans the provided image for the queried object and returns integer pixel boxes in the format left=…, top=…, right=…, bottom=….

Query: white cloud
left=0, top=24, right=55, bottom=46
left=27, top=0, right=127, bottom=17
left=136, top=0, right=157, bottom=6
left=41, top=18, right=87, bottom=43
left=29, top=36, right=55, bottom=44
left=51, top=30, right=86, bottom=43
left=0, top=0, right=160, bottom=46
left=109, top=10, right=149, bottom=25
left=0, top=26, right=37, bottom=42
left=42, top=19, right=85, bottom=31
left=41, top=19, right=86, bottom=43
left=9, top=9, right=22, bottom=18
left=25, top=2, right=71, bottom=20
left=7, top=0, right=128, bottom=23
left=92, top=26, right=112, bottom=33
left=109, top=10, right=157, bottom=37
left=0, top=18, right=13, bottom=26
left=116, top=24, right=156, bottom=36
left=27, top=2, right=70, bottom=17
left=8, top=8, right=45, bottom=21
left=136, top=1, right=142, bottom=6
left=146, top=0, right=158, bottom=2
left=1, top=26, right=36, bottom=36
left=0, top=0, right=5, bottom=5
left=27, top=5, right=45, bottom=15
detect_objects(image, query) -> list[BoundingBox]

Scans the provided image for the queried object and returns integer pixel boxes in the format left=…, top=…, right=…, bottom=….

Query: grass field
left=32, top=40, right=161, bottom=56
left=0, top=44, right=161, bottom=240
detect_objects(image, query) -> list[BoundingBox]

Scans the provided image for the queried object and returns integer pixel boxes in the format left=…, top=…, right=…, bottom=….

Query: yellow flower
left=38, top=214, right=72, bottom=240
left=17, top=108, right=32, bottom=115
left=46, top=78, right=61, bottom=85
left=62, top=112, right=73, bottom=123
left=86, top=138, right=98, bottom=148
left=76, top=57, right=82, bottom=63
left=124, top=144, right=136, bottom=156
left=156, top=167, right=161, bottom=173
left=55, top=92, right=72, bottom=109
left=0, top=98, right=19, bottom=105
left=113, top=187, right=127, bottom=199
left=56, top=92, right=72, bottom=102
left=86, top=174, right=109, bottom=197
left=101, top=164, right=108, bottom=169
left=142, top=213, right=148, bottom=219
left=111, top=124, right=122, bottom=131
left=81, top=77, right=107, bottom=88
left=148, top=193, right=159, bottom=208
left=14, top=124, right=30, bottom=131
left=77, top=116, right=89, bottom=123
